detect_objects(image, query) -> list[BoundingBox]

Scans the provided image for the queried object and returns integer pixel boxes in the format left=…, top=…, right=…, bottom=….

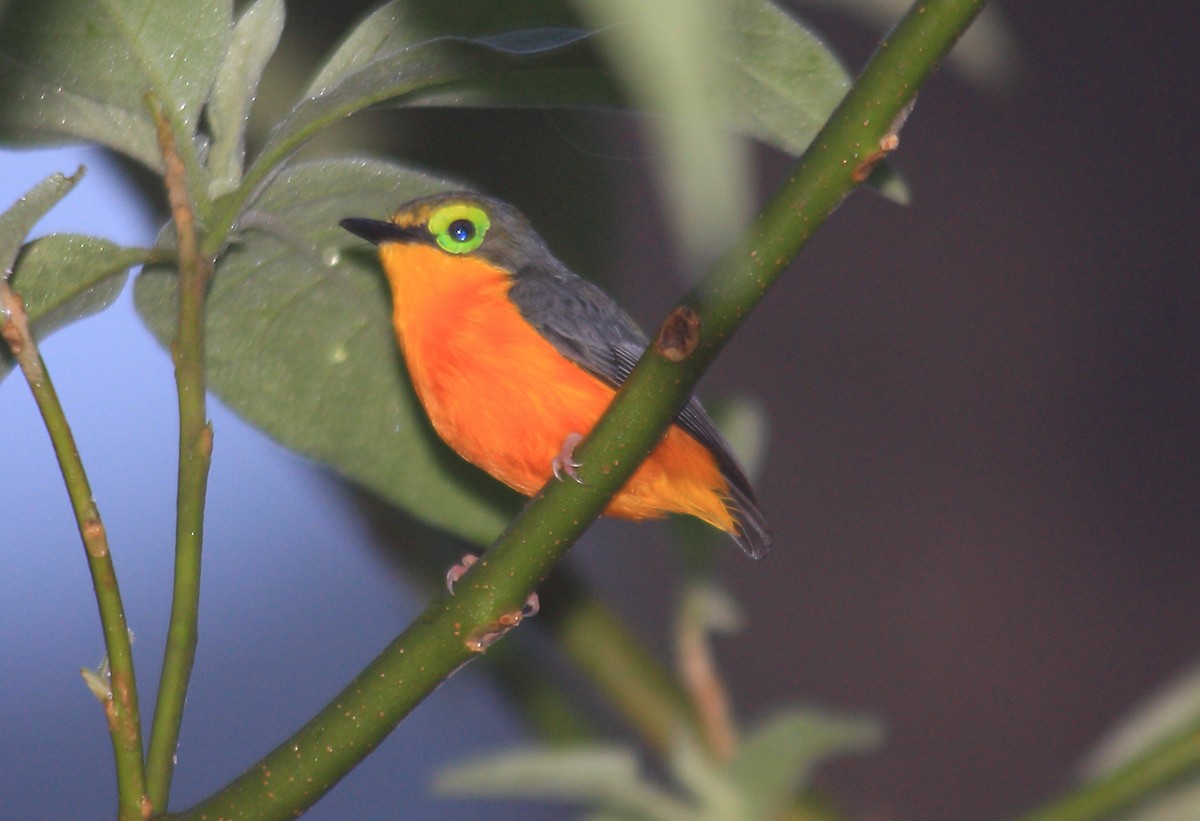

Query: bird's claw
left=446, top=554, right=540, bottom=652
left=445, top=553, right=479, bottom=594
left=552, top=432, right=585, bottom=484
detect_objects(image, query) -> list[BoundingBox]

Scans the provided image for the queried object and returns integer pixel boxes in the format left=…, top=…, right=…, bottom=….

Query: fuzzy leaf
left=302, top=0, right=584, bottom=98
left=436, top=746, right=696, bottom=821
left=0, top=0, right=231, bottom=170
left=1081, top=664, right=1200, bottom=779
left=134, top=157, right=520, bottom=544
left=1111, top=779, right=1200, bottom=821
left=667, top=733, right=744, bottom=820
left=311, top=0, right=855, bottom=155
left=569, top=0, right=752, bottom=269
left=0, top=169, right=82, bottom=272
left=247, top=25, right=600, bottom=193
left=727, top=708, right=882, bottom=820
left=246, top=0, right=903, bottom=207
left=2, top=234, right=150, bottom=380
left=206, top=0, right=285, bottom=198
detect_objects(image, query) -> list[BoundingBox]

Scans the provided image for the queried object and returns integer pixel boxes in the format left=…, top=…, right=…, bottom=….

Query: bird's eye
left=428, top=203, right=490, bottom=254
left=447, top=219, right=474, bottom=244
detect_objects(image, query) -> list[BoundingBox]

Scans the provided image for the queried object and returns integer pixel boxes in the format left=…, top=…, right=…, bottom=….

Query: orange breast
left=379, top=243, right=735, bottom=533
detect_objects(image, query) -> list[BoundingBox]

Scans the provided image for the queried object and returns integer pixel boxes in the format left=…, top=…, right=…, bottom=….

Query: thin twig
left=144, top=95, right=215, bottom=813
left=0, top=279, right=148, bottom=821
left=676, top=586, right=739, bottom=762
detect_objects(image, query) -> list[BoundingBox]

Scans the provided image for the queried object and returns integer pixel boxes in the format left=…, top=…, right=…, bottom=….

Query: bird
left=340, top=192, right=770, bottom=558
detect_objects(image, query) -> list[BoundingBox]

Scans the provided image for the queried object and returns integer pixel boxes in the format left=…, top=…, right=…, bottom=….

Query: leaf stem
left=167, top=1, right=985, bottom=817
left=541, top=569, right=702, bottom=751
left=676, top=587, right=739, bottom=761
left=0, top=281, right=148, bottom=821
left=144, top=96, right=215, bottom=813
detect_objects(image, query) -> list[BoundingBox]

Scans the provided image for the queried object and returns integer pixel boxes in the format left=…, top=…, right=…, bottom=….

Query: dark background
left=2, top=3, right=1197, bottom=820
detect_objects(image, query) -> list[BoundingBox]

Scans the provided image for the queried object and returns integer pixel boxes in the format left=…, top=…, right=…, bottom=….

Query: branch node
left=655, top=306, right=701, bottom=362
left=82, top=518, right=108, bottom=556
left=465, top=593, right=540, bottom=652
left=198, top=422, right=214, bottom=458
left=852, top=99, right=914, bottom=182
left=0, top=282, right=29, bottom=356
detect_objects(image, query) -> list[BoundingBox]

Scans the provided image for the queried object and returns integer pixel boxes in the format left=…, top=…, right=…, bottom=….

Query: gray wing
left=508, top=266, right=770, bottom=557
left=508, top=263, right=647, bottom=386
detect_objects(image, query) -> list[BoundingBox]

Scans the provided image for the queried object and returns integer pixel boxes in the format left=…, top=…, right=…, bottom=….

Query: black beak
left=339, top=217, right=420, bottom=246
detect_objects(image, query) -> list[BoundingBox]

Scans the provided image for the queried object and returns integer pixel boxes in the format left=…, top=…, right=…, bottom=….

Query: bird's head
left=341, top=192, right=552, bottom=275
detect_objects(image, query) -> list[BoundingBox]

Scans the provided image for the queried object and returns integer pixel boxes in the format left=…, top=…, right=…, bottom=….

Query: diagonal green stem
left=0, top=282, right=147, bottom=821
left=144, top=97, right=216, bottom=813
left=1006, top=717, right=1200, bottom=821
left=167, top=2, right=985, bottom=818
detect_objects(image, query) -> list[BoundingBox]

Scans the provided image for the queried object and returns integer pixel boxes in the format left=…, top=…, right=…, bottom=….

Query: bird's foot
left=445, top=553, right=479, bottom=593
left=552, top=432, right=585, bottom=484
left=446, top=554, right=539, bottom=653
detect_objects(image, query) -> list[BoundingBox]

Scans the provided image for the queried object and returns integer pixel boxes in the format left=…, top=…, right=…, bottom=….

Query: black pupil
left=448, top=219, right=474, bottom=243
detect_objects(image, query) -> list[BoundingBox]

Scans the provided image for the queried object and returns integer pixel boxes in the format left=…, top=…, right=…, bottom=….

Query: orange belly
left=380, top=243, right=736, bottom=533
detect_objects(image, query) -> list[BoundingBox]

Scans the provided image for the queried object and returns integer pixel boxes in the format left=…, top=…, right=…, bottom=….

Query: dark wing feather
left=505, top=260, right=642, bottom=382
left=507, top=264, right=770, bottom=558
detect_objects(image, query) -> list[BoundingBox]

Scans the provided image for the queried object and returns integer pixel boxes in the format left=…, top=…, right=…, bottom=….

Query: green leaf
left=667, top=733, right=744, bottom=820
left=436, top=746, right=697, bottom=821
left=727, top=708, right=882, bottom=820
left=134, top=157, right=520, bottom=545
left=244, top=25, right=601, bottom=201
left=713, top=0, right=907, bottom=202
left=0, top=168, right=82, bottom=272
left=2, top=234, right=151, bottom=380
left=206, top=0, right=285, bottom=199
left=1081, top=663, right=1200, bottom=779
left=714, top=0, right=858, bottom=155
left=301, top=0, right=583, bottom=98
left=0, top=0, right=232, bottom=170
left=570, top=0, right=752, bottom=270
left=309, top=0, right=860, bottom=158
left=1113, top=780, right=1200, bottom=821
left=436, top=724, right=878, bottom=821
left=240, top=0, right=902, bottom=218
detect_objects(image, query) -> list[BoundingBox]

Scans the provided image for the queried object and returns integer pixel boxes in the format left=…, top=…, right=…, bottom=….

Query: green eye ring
left=428, top=204, right=490, bottom=254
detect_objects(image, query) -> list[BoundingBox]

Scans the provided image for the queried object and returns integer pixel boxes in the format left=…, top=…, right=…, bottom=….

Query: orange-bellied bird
left=340, top=193, right=770, bottom=558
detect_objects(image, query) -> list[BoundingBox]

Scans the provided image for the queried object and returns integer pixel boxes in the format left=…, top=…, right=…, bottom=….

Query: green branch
left=406, top=550, right=699, bottom=751
left=144, top=97, right=216, bottom=812
left=0, top=281, right=147, bottom=821
left=1007, top=717, right=1200, bottom=821
left=166, top=1, right=986, bottom=818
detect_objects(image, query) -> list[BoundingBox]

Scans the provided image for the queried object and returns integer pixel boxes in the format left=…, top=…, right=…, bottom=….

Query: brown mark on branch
left=852, top=99, right=914, bottom=183
left=656, top=306, right=701, bottom=362
left=0, top=281, right=29, bottom=357
left=82, top=518, right=108, bottom=557
left=465, top=595, right=540, bottom=653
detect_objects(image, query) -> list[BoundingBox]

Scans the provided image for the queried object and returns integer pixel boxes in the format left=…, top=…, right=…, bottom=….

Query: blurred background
left=1, top=2, right=1197, bottom=819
